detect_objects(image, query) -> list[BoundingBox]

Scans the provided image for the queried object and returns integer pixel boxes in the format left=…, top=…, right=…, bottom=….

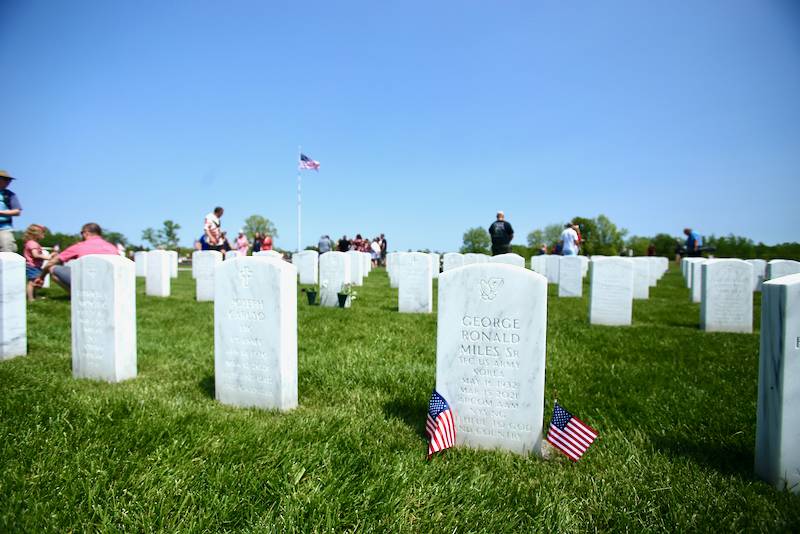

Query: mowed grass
left=1, top=264, right=798, bottom=532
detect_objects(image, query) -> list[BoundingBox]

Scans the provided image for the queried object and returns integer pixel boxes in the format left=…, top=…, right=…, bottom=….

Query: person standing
left=370, top=237, right=381, bottom=267
left=379, top=233, right=387, bottom=266
left=0, top=170, right=23, bottom=252
left=236, top=231, right=250, bottom=256
left=38, top=223, right=119, bottom=293
left=262, top=234, right=273, bottom=251
left=337, top=235, right=350, bottom=252
left=488, top=211, right=514, bottom=256
left=683, top=228, right=702, bottom=257
left=560, top=222, right=580, bottom=256
left=252, top=232, right=262, bottom=253
left=202, top=207, right=224, bottom=251
left=23, top=224, right=49, bottom=301
left=318, top=235, right=333, bottom=254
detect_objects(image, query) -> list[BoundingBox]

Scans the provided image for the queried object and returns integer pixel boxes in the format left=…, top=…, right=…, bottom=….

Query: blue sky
left=2, top=0, right=799, bottom=251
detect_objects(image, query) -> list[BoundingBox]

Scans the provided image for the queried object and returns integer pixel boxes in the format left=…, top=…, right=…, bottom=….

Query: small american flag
left=546, top=402, right=598, bottom=462
left=426, top=390, right=455, bottom=457
left=299, top=153, right=320, bottom=171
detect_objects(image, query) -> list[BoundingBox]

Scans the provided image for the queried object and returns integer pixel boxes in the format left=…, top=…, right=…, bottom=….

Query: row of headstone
left=682, top=257, right=800, bottom=294
left=387, top=252, right=441, bottom=288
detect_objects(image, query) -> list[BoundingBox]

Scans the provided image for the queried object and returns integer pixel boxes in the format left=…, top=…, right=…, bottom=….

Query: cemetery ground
left=1, top=267, right=799, bottom=532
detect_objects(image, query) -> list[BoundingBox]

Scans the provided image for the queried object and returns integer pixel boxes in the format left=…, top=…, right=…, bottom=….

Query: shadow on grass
left=199, top=375, right=215, bottom=399
left=382, top=397, right=428, bottom=439
left=380, top=305, right=399, bottom=312
left=652, top=434, right=755, bottom=478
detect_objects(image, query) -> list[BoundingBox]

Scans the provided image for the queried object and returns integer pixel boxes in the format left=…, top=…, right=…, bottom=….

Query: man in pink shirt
left=39, top=222, right=119, bottom=293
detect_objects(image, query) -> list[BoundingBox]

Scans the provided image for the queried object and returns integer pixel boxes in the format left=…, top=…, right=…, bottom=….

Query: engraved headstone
left=632, top=257, right=650, bottom=300
left=747, top=259, right=767, bottom=292
left=530, top=255, right=546, bottom=277
left=134, top=251, right=148, bottom=278
left=0, top=253, right=26, bottom=360
left=292, top=250, right=319, bottom=285
left=489, top=253, right=525, bottom=268
left=214, top=257, right=297, bottom=410
left=690, top=259, right=707, bottom=303
left=579, top=256, right=589, bottom=278
left=647, top=257, right=659, bottom=287
left=684, top=258, right=705, bottom=288
left=71, top=255, right=136, bottom=381
left=463, top=253, right=490, bottom=266
left=767, top=260, right=800, bottom=281
left=146, top=250, right=171, bottom=297
left=545, top=255, right=560, bottom=284
left=558, top=256, right=583, bottom=298
left=656, top=257, right=669, bottom=279
left=319, top=251, right=351, bottom=308
left=436, top=263, right=547, bottom=455
left=700, top=259, right=753, bottom=333
left=430, top=253, right=440, bottom=279
left=442, top=252, right=464, bottom=272
left=589, top=257, right=634, bottom=326
left=167, top=250, right=178, bottom=279
left=194, top=250, right=222, bottom=302
left=388, top=252, right=402, bottom=288
left=255, top=250, right=282, bottom=259
left=755, top=273, right=800, bottom=494
left=399, top=252, right=432, bottom=313
left=346, top=250, right=364, bottom=286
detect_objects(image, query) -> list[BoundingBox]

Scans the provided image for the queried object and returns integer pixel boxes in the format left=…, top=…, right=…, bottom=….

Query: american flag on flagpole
left=546, top=402, right=598, bottom=462
left=426, top=390, right=455, bottom=457
left=299, top=153, right=320, bottom=171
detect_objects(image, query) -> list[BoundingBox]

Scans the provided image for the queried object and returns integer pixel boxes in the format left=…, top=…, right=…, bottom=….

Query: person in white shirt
left=560, top=222, right=580, bottom=256
left=370, top=238, right=382, bottom=267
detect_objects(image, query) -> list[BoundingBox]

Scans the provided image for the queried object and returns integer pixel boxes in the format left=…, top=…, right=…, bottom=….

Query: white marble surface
left=683, top=258, right=705, bottom=288
left=690, top=260, right=707, bottom=303
left=747, top=259, right=767, bottom=292
left=146, top=250, right=171, bottom=297
left=0, top=253, right=26, bottom=360
left=442, top=253, right=464, bottom=272
left=399, top=252, right=432, bottom=313
left=589, top=257, right=634, bottom=326
left=429, top=253, right=440, bottom=279
left=436, top=263, right=547, bottom=455
left=656, top=257, right=669, bottom=279
left=490, top=253, right=525, bottom=268
left=134, top=251, right=148, bottom=278
left=647, top=257, right=660, bottom=287
left=579, top=256, right=589, bottom=278
left=214, top=257, right=297, bottom=411
left=71, top=255, right=137, bottom=381
left=225, top=250, right=239, bottom=260
left=529, top=255, right=546, bottom=277
left=755, top=273, right=800, bottom=494
left=463, top=253, right=490, bottom=265
left=292, top=250, right=319, bottom=285
left=167, top=250, right=178, bottom=279
left=346, top=250, right=363, bottom=286
left=319, top=251, right=351, bottom=308
left=545, top=255, right=560, bottom=284
left=558, top=256, right=583, bottom=298
left=194, top=250, right=222, bottom=301
left=254, top=250, right=283, bottom=259
left=767, top=260, right=800, bottom=281
left=632, top=257, right=650, bottom=300
left=700, top=259, right=753, bottom=333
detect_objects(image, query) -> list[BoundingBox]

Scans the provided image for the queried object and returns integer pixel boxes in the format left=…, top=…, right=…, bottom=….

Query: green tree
left=653, top=233, right=679, bottom=257
left=526, top=223, right=564, bottom=250
left=460, top=227, right=491, bottom=254
left=572, top=214, right=627, bottom=256
left=141, top=227, right=160, bottom=248
left=243, top=215, right=278, bottom=239
left=625, top=235, right=651, bottom=256
left=160, top=220, right=181, bottom=249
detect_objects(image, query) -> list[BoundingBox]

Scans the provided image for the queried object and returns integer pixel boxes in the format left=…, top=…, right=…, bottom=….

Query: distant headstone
left=489, top=253, right=525, bottom=268
left=319, top=251, right=351, bottom=308
left=647, top=257, right=659, bottom=287
left=755, top=273, right=800, bottom=494
left=545, top=255, right=560, bottom=284
left=134, top=251, right=148, bottom=278
left=767, top=260, right=800, bottom=281
left=167, top=250, right=178, bottom=279
left=463, top=253, right=490, bottom=265
left=700, top=259, right=753, bottom=333
left=225, top=250, right=239, bottom=260
left=388, top=252, right=401, bottom=288
left=214, top=257, right=297, bottom=411
left=656, top=257, right=669, bottom=279
left=399, top=252, right=432, bottom=313
left=632, top=258, right=650, bottom=300
left=442, top=253, right=464, bottom=272
left=436, top=263, right=548, bottom=455
left=747, top=259, right=767, bottom=292
left=429, top=253, right=440, bottom=279
left=579, top=256, right=589, bottom=278
left=690, top=260, right=707, bottom=303
left=589, top=257, right=634, bottom=326
left=146, top=250, right=171, bottom=297
left=346, top=250, right=364, bottom=286
left=71, top=255, right=136, bottom=381
left=254, top=250, right=282, bottom=259
left=683, top=258, right=705, bottom=288
left=0, top=253, right=26, bottom=360
left=292, top=250, right=319, bottom=285
left=194, top=250, right=222, bottom=302
left=530, top=255, right=546, bottom=277
left=558, top=256, right=583, bottom=298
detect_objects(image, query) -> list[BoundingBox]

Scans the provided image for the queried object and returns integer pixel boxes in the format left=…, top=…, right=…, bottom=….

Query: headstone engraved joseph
left=436, top=264, right=547, bottom=455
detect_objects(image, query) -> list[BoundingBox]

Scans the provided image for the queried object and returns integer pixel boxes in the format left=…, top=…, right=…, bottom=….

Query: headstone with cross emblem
left=0, top=252, right=26, bottom=360
left=70, top=255, right=136, bottom=381
left=194, top=250, right=222, bottom=301
left=755, top=272, right=800, bottom=494
left=146, top=250, right=171, bottom=297
left=214, top=256, right=297, bottom=410
left=399, top=252, right=432, bottom=313
left=435, top=263, right=548, bottom=455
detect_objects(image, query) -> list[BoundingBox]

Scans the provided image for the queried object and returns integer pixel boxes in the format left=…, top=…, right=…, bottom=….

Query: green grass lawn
left=1, top=265, right=798, bottom=532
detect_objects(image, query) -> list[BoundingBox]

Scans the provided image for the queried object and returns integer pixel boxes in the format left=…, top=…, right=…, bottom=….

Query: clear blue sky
left=2, top=0, right=799, bottom=251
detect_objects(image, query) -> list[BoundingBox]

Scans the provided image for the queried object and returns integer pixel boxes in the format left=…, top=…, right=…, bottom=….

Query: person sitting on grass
left=38, top=223, right=119, bottom=294
left=23, top=224, right=50, bottom=301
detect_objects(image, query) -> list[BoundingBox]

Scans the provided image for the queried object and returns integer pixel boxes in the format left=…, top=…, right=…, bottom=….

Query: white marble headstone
left=319, top=251, right=351, bottom=308
left=545, top=255, right=560, bottom=284
left=647, top=257, right=660, bottom=287
left=747, top=259, right=767, bottom=292
left=490, top=253, right=525, bottom=268
left=292, top=250, right=319, bottom=285
left=429, top=253, right=440, bottom=279
left=589, top=257, right=634, bottom=326
left=134, top=251, right=148, bottom=278
left=167, top=250, right=178, bottom=279
left=684, top=258, right=705, bottom=288
left=700, top=259, right=753, bottom=333
left=399, top=252, right=432, bottom=313
left=579, top=256, right=589, bottom=278
left=0, top=253, right=26, bottom=360
left=767, top=260, right=800, bottom=281
left=463, top=253, right=490, bottom=266
left=558, top=256, right=583, bottom=298
left=71, top=255, right=136, bottom=381
left=194, top=250, right=222, bottom=302
left=530, top=255, right=546, bottom=277
left=255, top=250, right=282, bottom=259
left=690, top=260, right=707, bottom=303
left=755, top=273, right=800, bottom=494
left=225, top=250, right=239, bottom=260
left=436, top=263, right=548, bottom=455
left=346, top=250, right=364, bottom=286
left=442, top=253, right=464, bottom=272
left=632, top=258, right=650, bottom=300
left=146, top=250, right=171, bottom=297
left=214, top=257, right=297, bottom=411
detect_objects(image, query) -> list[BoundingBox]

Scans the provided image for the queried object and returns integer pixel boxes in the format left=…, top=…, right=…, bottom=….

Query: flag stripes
left=546, top=402, right=598, bottom=462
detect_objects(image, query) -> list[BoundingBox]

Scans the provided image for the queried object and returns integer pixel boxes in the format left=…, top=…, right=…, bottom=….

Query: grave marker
left=146, top=250, right=170, bottom=297
left=558, top=256, right=583, bottom=297
left=700, top=259, right=753, bottom=333
left=399, top=252, right=432, bottom=313
left=589, top=257, right=634, bottom=326
left=489, top=253, right=525, bottom=268
left=442, top=253, right=464, bottom=272
left=319, top=251, right=351, bottom=308
left=632, top=258, right=650, bottom=300
left=767, top=260, right=800, bottom=281
left=194, top=250, right=222, bottom=301
left=0, top=253, right=26, bottom=360
left=292, top=250, right=319, bottom=285
left=134, top=251, right=148, bottom=278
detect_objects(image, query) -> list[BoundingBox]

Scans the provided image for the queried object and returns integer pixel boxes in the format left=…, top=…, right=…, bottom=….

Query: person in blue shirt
left=683, top=228, right=702, bottom=257
left=0, top=170, right=23, bottom=252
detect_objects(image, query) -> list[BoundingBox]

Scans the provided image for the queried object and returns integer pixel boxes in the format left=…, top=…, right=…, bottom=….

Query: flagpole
left=297, top=145, right=302, bottom=253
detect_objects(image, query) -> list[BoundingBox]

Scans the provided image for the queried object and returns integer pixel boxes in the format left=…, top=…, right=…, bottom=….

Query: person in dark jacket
left=488, top=211, right=514, bottom=256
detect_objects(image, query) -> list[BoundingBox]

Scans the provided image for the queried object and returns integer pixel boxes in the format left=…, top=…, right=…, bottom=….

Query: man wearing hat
left=0, top=170, right=23, bottom=252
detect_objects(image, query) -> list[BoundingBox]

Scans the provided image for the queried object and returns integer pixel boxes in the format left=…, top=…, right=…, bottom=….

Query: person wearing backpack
left=0, top=170, right=23, bottom=252
left=488, top=211, right=514, bottom=256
